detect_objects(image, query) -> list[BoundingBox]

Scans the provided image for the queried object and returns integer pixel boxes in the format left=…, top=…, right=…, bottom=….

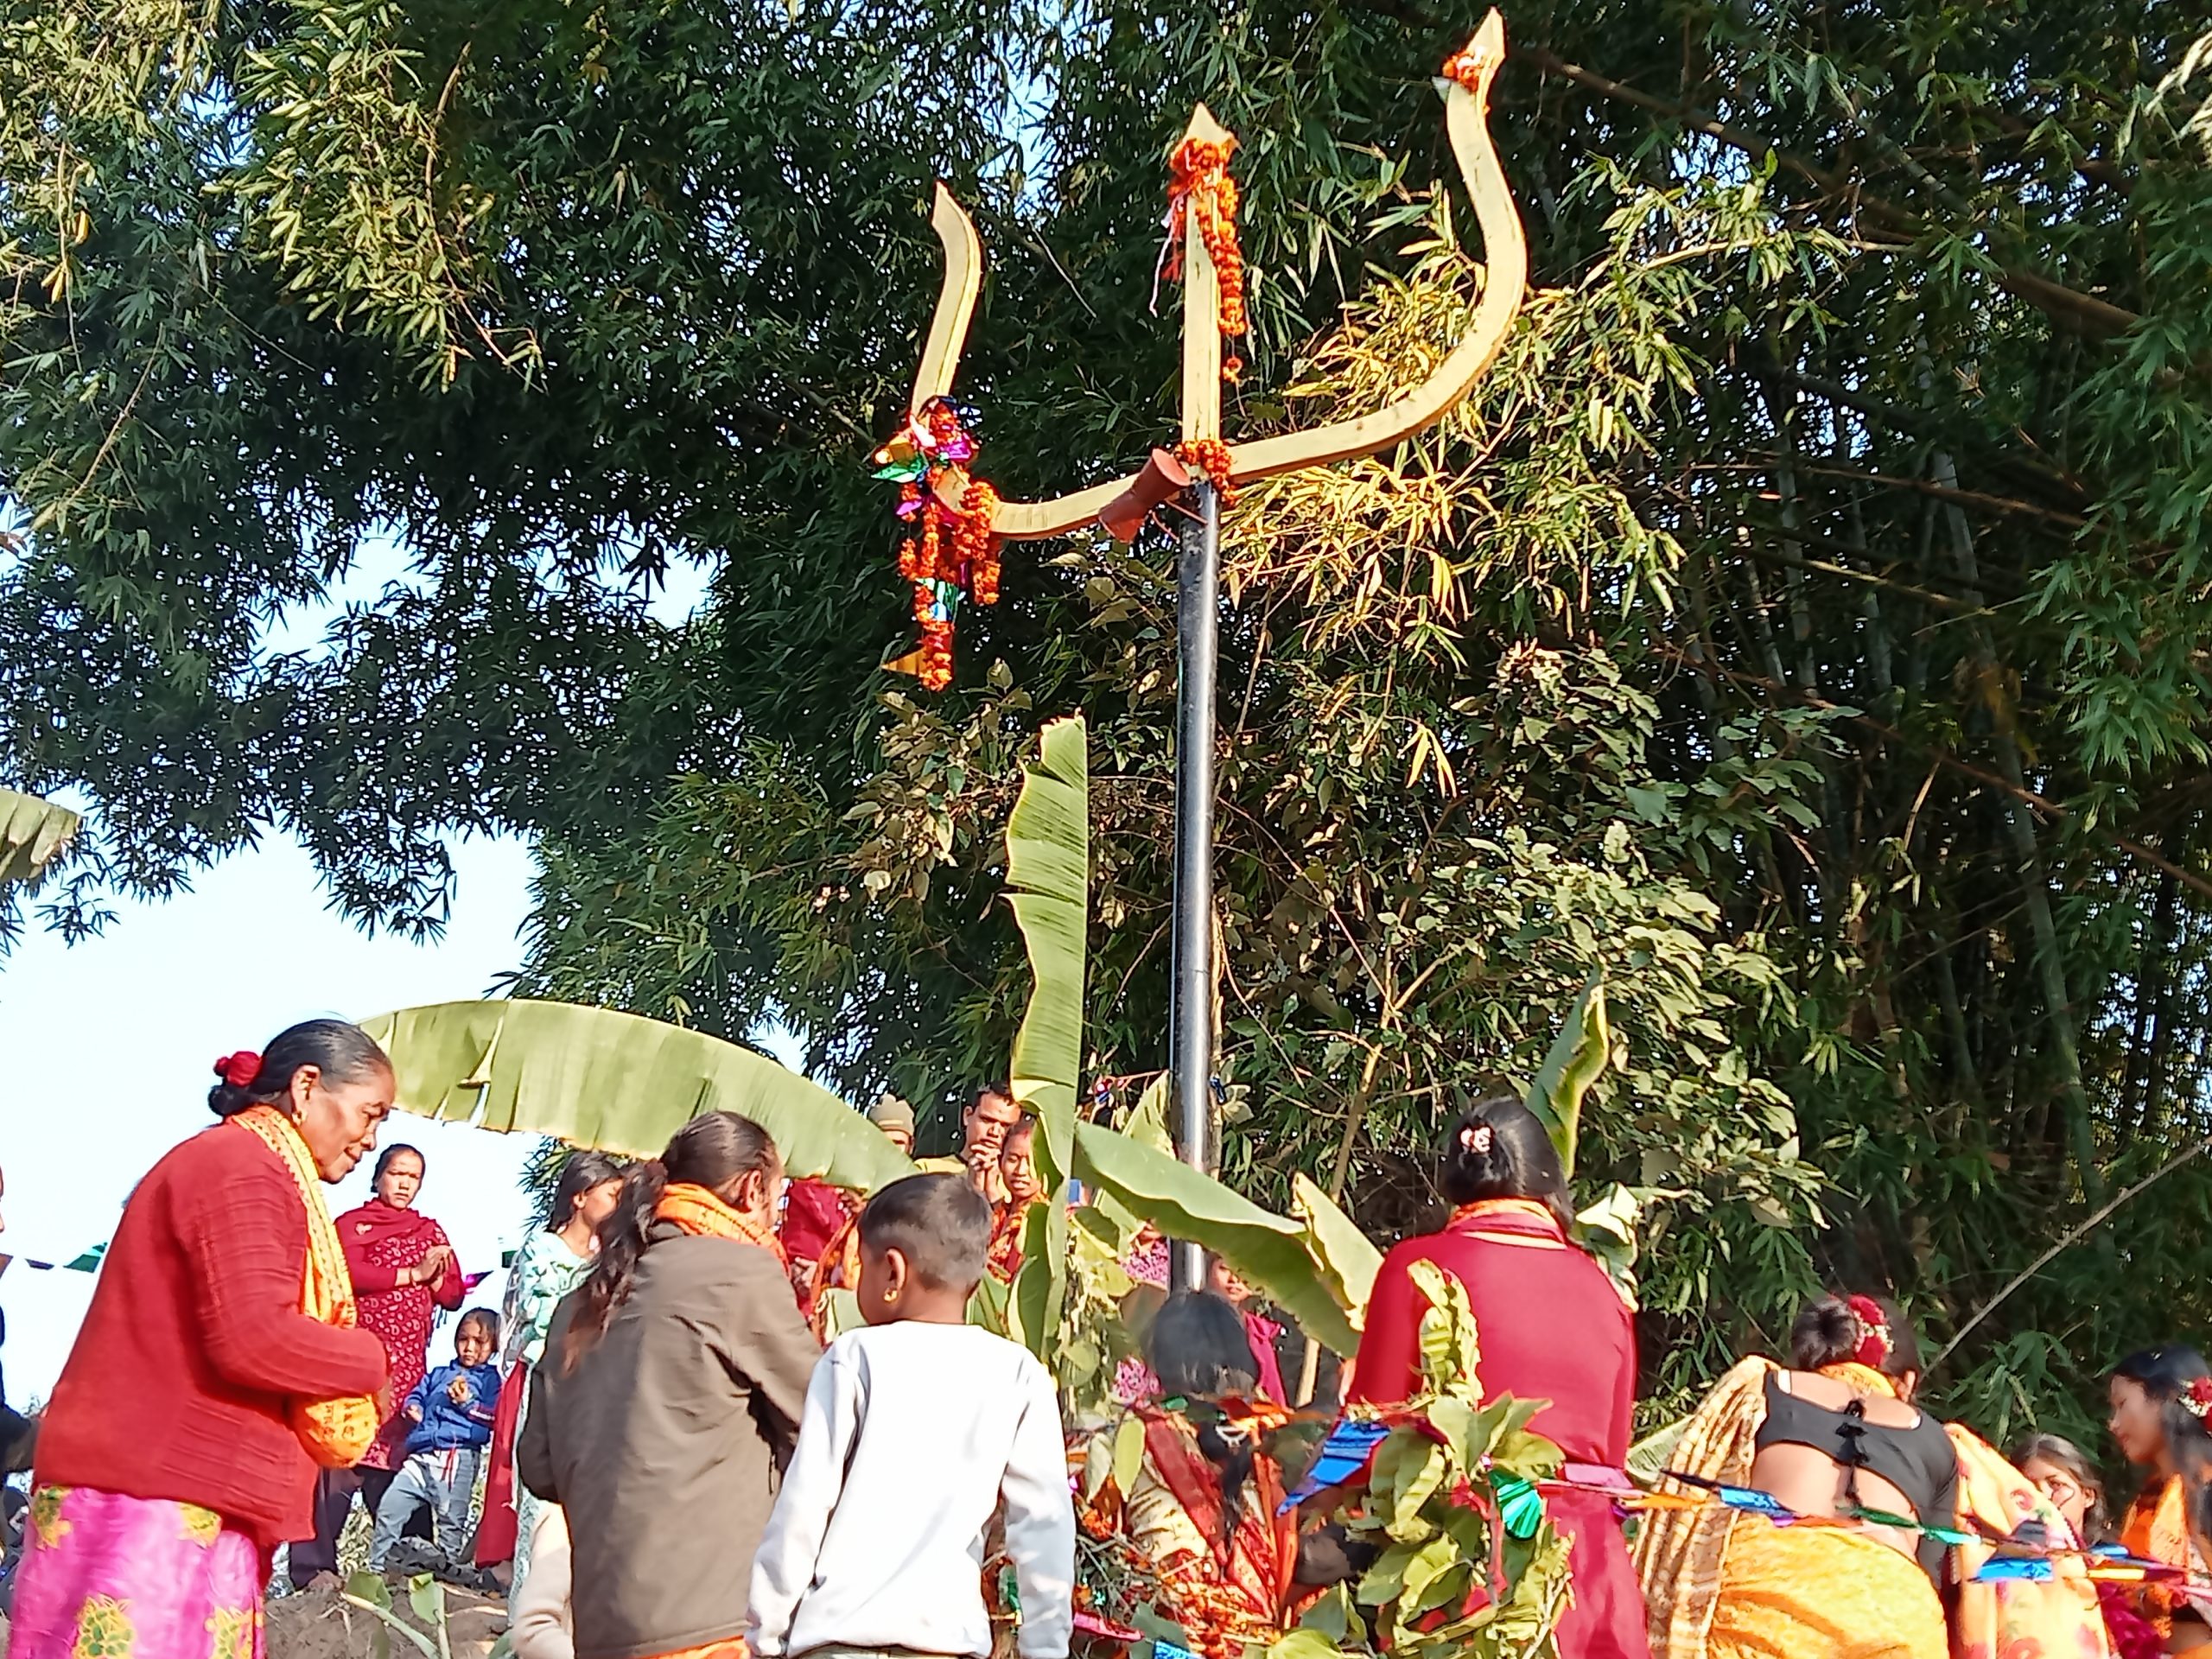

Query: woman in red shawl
left=289, top=1141, right=463, bottom=1586
left=1350, top=1096, right=1647, bottom=1659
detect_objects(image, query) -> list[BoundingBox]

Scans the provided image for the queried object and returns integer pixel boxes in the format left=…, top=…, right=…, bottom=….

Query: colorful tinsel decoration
left=873, top=397, right=1003, bottom=691
left=1165, top=137, right=1247, bottom=382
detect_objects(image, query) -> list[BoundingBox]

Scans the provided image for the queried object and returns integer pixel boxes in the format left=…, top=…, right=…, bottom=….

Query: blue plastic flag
left=1278, top=1418, right=1391, bottom=1513
left=1974, top=1558, right=2056, bottom=1583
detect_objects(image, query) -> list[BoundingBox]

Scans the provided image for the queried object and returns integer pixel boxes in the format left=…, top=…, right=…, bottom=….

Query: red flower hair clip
left=213, top=1051, right=262, bottom=1088
left=1846, top=1294, right=1891, bottom=1369
left=2183, top=1376, right=2212, bottom=1421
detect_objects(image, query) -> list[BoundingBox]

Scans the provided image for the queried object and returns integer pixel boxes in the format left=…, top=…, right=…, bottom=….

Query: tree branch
left=1516, top=43, right=2141, bottom=337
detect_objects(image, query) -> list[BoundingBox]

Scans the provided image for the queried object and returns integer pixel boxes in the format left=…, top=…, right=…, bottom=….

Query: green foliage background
left=7, top=0, right=2212, bottom=1441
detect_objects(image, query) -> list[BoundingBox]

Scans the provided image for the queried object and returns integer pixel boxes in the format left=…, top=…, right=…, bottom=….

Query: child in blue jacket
left=372, top=1307, right=503, bottom=1571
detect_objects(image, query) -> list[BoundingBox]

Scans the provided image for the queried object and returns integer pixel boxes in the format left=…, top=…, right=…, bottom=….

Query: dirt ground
left=264, top=1581, right=505, bottom=1659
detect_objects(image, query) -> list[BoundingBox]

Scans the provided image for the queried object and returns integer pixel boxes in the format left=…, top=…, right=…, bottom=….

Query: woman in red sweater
left=1350, top=1096, right=1649, bottom=1659
left=290, top=1142, right=463, bottom=1588
left=13, top=1020, right=396, bottom=1659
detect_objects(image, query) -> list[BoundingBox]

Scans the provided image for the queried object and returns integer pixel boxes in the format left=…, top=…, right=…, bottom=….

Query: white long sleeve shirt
left=747, top=1321, right=1077, bottom=1659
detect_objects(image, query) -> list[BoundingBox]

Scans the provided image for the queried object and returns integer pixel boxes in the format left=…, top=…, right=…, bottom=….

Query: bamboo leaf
left=359, top=1000, right=914, bottom=1191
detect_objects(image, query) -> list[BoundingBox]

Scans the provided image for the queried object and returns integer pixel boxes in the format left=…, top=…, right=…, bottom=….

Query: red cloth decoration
left=213, top=1051, right=261, bottom=1087
left=780, top=1179, right=858, bottom=1265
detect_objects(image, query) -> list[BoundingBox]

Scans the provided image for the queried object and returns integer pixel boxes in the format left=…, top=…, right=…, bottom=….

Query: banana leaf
left=359, top=999, right=914, bottom=1192
left=1522, top=972, right=1609, bottom=1179
left=1293, top=1173, right=1382, bottom=1318
left=0, top=789, right=81, bottom=886
left=1071, top=1120, right=1381, bottom=1356
left=1005, top=715, right=1087, bottom=1190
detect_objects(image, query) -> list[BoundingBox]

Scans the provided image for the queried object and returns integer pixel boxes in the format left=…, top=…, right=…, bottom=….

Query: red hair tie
left=1846, top=1294, right=1891, bottom=1368
left=213, top=1051, right=262, bottom=1089
left=2185, top=1377, right=2212, bottom=1421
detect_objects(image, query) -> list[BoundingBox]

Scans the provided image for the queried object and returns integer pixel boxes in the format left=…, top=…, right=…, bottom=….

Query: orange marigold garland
left=1165, top=137, right=1247, bottom=382
left=1173, top=437, right=1236, bottom=505
left=1442, top=32, right=1502, bottom=92
left=872, top=397, right=1004, bottom=692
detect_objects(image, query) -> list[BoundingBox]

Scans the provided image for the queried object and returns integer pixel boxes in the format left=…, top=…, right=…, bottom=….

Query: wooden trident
left=897, top=15, right=1528, bottom=1278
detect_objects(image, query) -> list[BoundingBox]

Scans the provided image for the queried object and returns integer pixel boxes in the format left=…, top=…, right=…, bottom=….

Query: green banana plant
left=358, top=999, right=915, bottom=1192
left=0, top=789, right=81, bottom=886
left=1522, top=969, right=1608, bottom=1180
left=1004, top=717, right=1086, bottom=1360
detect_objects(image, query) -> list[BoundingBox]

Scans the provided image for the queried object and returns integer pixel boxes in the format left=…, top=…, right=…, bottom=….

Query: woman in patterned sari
left=1083, top=1292, right=1300, bottom=1656
left=1637, top=1294, right=2111, bottom=1659
left=13, top=1021, right=394, bottom=1659
left=289, top=1142, right=466, bottom=1587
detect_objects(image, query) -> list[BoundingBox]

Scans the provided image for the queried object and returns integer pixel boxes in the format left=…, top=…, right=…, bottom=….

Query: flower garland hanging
left=1164, top=136, right=1247, bottom=382
left=1173, top=437, right=1236, bottom=505
left=872, top=397, right=1004, bottom=692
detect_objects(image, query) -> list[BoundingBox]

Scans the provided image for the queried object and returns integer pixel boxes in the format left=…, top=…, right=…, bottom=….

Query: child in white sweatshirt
left=747, top=1173, right=1077, bottom=1659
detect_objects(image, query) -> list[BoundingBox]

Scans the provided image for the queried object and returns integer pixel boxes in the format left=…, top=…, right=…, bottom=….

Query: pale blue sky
left=0, top=831, right=547, bottom=1403
left=0, top=538, right=766, bottom=1407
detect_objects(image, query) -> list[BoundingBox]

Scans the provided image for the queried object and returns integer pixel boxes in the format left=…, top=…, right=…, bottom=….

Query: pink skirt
left=10, top=1486, right=265, bottom=1659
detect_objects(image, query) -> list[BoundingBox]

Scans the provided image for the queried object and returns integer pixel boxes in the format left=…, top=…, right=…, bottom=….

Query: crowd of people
left=4, top=1016, right=2211, bottom=1659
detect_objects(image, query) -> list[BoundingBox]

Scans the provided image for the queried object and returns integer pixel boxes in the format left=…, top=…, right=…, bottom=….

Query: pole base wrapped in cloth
left=9, top=1486, right=266, bottom=1659
left=1707, top=1516, right=1946, bottom=1659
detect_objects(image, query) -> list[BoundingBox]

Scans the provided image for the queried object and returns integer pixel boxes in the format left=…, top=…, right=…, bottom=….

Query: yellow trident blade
left=903, top=9, right=1525, bottom=540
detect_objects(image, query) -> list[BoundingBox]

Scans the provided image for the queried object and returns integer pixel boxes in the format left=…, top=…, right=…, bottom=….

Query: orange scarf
left=2123, top=1477, right=2196, bottom=1637
left=230, top=1105, right=380, bottom=1467
left=656, top=1182, right=789, bottom=1269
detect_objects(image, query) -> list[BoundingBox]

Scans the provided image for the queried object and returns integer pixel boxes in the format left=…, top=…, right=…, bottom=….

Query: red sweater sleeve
left=180, top=1163, right=390, bottom=1400
left=1348, top=1249, right=1420, bottom=1408
left=429, top=1221, right=465, bottom=1311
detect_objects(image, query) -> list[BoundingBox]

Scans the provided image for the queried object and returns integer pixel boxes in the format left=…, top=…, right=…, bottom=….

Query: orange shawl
left=230, top=1105, right=380, bottom=1467
left=657, top=1182, right=789, bottom=1269
left=2121, top=1477, right=2197, bottom=1638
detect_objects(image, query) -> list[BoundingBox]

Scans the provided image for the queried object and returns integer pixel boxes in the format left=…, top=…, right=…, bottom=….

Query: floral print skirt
left=10, top=1486, right=264, bottom=1659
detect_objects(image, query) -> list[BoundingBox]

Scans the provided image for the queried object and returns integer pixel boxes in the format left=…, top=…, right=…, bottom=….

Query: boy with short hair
left=748, top=1174, right=1076, bottom=1659
left=371, top=1306, right=502, bottom=1572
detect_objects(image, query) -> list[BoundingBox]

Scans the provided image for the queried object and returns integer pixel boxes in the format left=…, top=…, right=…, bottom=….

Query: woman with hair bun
left=1349, top=1096, right=1646, bottom=1659
left=10, top=1021, right=395, bottom=1659
left=519, top=1112, right=818, bottom=1659
left=1636, top=1293, right=1952, bottom=1659
left=1639, top=1294, right=2113, bottom=1659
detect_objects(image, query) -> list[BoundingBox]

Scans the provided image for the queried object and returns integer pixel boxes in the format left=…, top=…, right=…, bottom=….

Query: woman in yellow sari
left=1637, top=1294, right=2113, bottom=1659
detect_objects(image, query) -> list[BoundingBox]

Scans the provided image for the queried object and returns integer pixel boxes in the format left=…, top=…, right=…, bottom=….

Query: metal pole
left=1169, top=478, right=1222, bottom=1294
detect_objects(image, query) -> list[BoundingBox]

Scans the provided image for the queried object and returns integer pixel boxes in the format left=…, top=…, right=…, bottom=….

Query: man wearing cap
left=866, top=1093, right=917, bottom=1157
